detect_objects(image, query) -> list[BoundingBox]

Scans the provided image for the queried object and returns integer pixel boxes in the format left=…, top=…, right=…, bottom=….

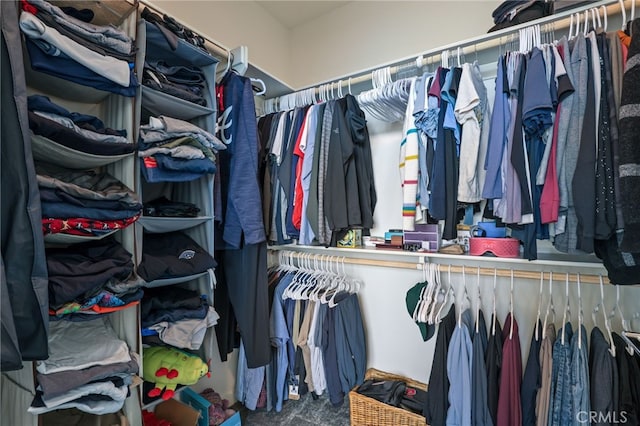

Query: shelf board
left=32, top=134, right=134, bottom=170
left=44, top=230, right=119, bottom=245
left=144, top=271, right=209, bottom=288
left=138, top=216, right=213, bottom=233
left=49, top=0, right=137, bottom=27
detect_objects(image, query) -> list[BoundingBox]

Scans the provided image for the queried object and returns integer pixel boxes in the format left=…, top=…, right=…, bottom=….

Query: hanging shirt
left=522, top=47, right=553, bottom=240
left=317, top=102, right=335, bottom=246
left=413, top=73, right=435, bottom=219
left=486, top=315, right=503, bottom=426
left=613, top=333, right=638, bottom=425
left=572, top=36, right=597, bottom=254
left=471, top=311, right=492, bottom=426
left=292, top=109, right=312, bottom=230
left=308, top=299, right=327, bottom=395
left=429, top=67, right=449, bottom=220
left=218, top=72, right=266, bottom=248
left=456, top=62, right=486, bottom=203
left=521, top=320, right=542, bottom=426
left=446, top=309, right=474, bottom=426
left=426, top=304, right=456, bottom=425
left=400, top=77, right=420, bottom=230
left=535, top=323, right=556, bottom=426
left=497, top=313, right=522, bottom=426
left=306, top=103, right=327, bottom=243
left=555, top=35, right=588, bottom=253
left=271, top=273, right=292, bottom=412
left=548, top=322, right=573, bottom=426
left=483, top=57, right=510, bottom=201
left=589, top=327, right=618, bottom=426
left=570, top=325, right=590, bottom=426
left=299, top=106, right=319, bottom=245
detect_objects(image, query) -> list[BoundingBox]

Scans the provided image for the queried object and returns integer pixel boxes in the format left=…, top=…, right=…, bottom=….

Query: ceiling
left=257, top=1, right=350, bottom=29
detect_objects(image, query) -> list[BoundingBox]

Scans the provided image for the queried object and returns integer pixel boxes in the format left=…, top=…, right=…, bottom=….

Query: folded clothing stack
left=143, top=196, right=200, bottom=218
left=139, top=116, right=226, bottom=182
left=141, top=287, right=218, bottom=350
left=37, top=163, right=142, bottom=237
left=30, top=318, right=139, bottom=415
left=46, top=238, right=144, bottom=320
left=137, top=231, right=217, bottom=282
left=356, top=378, right=428, bottom=415
left=488, top=0, right=554, bottom=32
left=141, top=6, right=209, bottom=53
left=19, top=0, right=138, bottom=95
left=28, top=95, right=134, bottom=157
left=143, top=60, right=208, bottom=106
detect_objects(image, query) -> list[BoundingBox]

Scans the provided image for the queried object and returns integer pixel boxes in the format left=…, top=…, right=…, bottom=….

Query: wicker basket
left=349, top=368, right=428, bottom=426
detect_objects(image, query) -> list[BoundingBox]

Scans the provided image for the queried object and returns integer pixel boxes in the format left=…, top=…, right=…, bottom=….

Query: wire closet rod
left=137, top=0, right=231, bottom=63
left=283, top=0, right=625, bottom=99
left=275, top=250, right=614, bottom=285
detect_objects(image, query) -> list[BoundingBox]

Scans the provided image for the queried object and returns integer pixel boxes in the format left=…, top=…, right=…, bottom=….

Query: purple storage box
left=414, top=224, right=439, bottom=233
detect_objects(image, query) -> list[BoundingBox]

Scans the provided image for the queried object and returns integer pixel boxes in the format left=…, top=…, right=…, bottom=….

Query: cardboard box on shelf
left=154, top=397, right=200, bottom=426
left=337, top=228, right=362, bottom=248
left=180, top=388, right=242, bottom=426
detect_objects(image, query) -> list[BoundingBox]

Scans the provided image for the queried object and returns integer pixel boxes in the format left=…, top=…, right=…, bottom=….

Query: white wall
left=349, top=115, right=639, bottom=383
left=148, top=0, right=640, bottom=407
left=149, top=1, right=501, bottom=90
left=147, top=1, right=293, bottom=84
left=344, top=259, right=639, bottom=386
left=288, top=0, right=502, bottom=88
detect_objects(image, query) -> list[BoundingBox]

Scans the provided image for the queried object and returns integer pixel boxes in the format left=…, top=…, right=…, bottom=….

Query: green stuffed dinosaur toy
left=143, top=346, right=210, bottom=400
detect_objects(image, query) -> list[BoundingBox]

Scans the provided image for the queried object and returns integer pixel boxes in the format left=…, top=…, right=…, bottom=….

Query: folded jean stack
left=46, top=238, right=144, bottom=321
left=28, top=95, right=135, bottom=167
left=139, top=115, right=226, bottom=182
left=29, top=318, right=139, bottom=415
left=19, top=0, right=138, bottom=96
left=37, top=163, right=142, bottom=239
left=141, top=287, right=219, bottom=351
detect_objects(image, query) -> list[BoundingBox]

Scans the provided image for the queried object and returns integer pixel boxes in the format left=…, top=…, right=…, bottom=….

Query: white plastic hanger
left=429, top=264, right=445, bottom=324
left=475, top=268, right=481, bottom=334
left=251, top=78, right=266, bottom=96
left=509, top=269, right=514, bottom=340
left=535, top=271, right=544, bottom=341
left=420, top=263, right=436, bottom=323
left=414, top=263, right=428, bottom=321
left=620, top=0, right=628, bottom=31
left=432, top=265, right=450, bottom=324
left=594, top=275, right=616, bottom=357
left=601, top=5, right=608, bottom=31
left=621, top=309, right=640, bottom=355
left=592, top=8, right=598, bottom=31
left=542, top=271, right=555, bottom=340
left=491, top=268, right=498, bottom=336
left=561, top=273, right=571, bottom=345
left=577, top=273, right=583, bottom=349
left=458, top=266, right=467, bottom=328
left=609, top=286, right=635, bottom=355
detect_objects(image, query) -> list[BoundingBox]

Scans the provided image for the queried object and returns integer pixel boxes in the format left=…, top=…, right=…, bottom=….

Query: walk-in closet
left=2, top=1, right=640, bottom=426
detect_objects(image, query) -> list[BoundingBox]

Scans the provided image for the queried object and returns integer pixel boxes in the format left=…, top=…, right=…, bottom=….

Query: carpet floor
left=238, top=392, right=350, bottom=425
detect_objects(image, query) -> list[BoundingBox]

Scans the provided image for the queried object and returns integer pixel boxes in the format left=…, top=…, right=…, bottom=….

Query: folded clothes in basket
left=356, top=379, right=428, bottom=415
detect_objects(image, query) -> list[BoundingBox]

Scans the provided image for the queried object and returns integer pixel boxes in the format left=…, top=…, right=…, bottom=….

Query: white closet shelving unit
left=1, top=1, right=143, bottom=426
left=133, top=5, right=219, bottom=408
